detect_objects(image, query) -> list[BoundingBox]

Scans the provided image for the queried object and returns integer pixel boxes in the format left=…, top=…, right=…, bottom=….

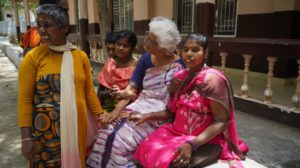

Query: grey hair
left=149, top=17, right=181, bottom=53
left=36, top=4, right=69, bottom=28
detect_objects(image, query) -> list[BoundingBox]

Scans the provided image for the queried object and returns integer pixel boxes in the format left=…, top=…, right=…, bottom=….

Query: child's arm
left=99, top=83, right=139, bottom=126
left=125, top=109, right=174, bottom=126
left=97, top=84, right=110, bottom=98
left=111, top=84, right=138, bottom=100
left=99, top=98, right=131, bottom=125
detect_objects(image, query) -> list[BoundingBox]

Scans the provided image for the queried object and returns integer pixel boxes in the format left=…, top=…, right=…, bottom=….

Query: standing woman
left=18, top=4, right=102, bottom=168
left=86, top=17, right=185, bottom=168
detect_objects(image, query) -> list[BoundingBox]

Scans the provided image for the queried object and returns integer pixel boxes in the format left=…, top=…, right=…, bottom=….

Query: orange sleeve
left=18, top=51, right=37, bottom=127
left=81, top=51, right=103, bottom=114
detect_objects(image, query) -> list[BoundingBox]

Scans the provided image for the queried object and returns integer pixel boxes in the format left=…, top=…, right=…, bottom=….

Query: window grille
left=214, top=0, right=237, bottom=36
left=175, top=0, right=194, bottom=34
left=113, top=0, right=133, bottom=31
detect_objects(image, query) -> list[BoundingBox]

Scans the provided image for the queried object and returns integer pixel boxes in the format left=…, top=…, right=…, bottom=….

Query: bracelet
left=186, top=139, right=198, bottom=152
left=21, top=138, right=34, bottom=143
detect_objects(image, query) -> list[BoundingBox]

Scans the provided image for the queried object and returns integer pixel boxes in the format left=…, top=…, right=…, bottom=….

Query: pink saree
left=134, top=67, right=249, bottom=168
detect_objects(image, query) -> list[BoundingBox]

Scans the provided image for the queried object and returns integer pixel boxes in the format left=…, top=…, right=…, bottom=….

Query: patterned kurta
left=18, top=44, right=102, bottom=167
left=86, top=52, right=185, bottom=168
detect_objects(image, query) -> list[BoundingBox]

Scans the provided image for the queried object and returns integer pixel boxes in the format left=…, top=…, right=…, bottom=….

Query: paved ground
left=0, top=45, right=300, bottom=168
left=0, top=55, right=27, bottom=167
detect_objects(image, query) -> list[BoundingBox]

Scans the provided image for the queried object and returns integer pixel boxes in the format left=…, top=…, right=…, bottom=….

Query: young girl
left=130, top=33, right=249, bottom=168
left=96, top=30, right=138, bottom=114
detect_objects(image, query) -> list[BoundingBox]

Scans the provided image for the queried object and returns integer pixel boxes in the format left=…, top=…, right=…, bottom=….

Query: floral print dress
left=134, top=67, right=249, bottom=168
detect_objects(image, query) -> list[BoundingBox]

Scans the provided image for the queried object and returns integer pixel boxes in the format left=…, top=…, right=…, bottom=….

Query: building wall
left=88, top=0, right=100, bottom=23
left=133, top=0, right=149, bottom=35
left=133, top=0, right=149, bottom=20
left=237, top=0, right=300, bottom=38
left=274, top=0, right=296, bottom=11
left=133, top=0, right=173, bottom=35
left=67, top=0, right=77, bottom=33
left=295, top=0, right=300, bottom=10
left=238, top=0, right=274, bottom=14
left=87, top=0, right=100, bottom=34
left=148, top=0, right=173, bottom=18
left=238, top=0, right=296, bottom=14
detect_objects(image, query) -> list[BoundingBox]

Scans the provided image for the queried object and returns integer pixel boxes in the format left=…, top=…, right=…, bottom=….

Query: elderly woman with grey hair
left=86, top=17, right=185, bottom=168
left=18, top=4, right=102, bottom=168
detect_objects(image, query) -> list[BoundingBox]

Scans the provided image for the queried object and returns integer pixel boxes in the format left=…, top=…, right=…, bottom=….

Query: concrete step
left=206, top=158, right=267, bottom=168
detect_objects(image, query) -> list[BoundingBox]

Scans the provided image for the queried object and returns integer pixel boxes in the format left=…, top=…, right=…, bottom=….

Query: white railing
left=210, top=38, right=300, bottom=112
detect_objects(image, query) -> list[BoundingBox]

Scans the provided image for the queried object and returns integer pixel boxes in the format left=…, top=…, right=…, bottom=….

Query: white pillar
left=240, top=54, right=252, bottom=98
left=264, top=56, right=277, bottom=104
left=220, top=52, right=228, bottom=73
left=291, top=59, right=300, bottom=109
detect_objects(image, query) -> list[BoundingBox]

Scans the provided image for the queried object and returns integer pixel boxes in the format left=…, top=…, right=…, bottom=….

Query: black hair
left=115, top=30, right=137, bottom=49
left=105, top=32, right=117, bottom=44
left=39, top=0, right=59, bottom=5
left=181, top=33, right=208, bottom=50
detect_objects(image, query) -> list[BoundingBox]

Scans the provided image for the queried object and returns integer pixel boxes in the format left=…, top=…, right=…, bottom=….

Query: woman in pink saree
left=131, top=33, right=249, bottom=168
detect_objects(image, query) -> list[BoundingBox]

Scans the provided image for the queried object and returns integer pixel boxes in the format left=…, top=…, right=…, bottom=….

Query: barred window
left=214, top=0, right=237, bottom=36
left=174, top=0, right=194, bottom=34
left=113, top=0, right=133, bottom=31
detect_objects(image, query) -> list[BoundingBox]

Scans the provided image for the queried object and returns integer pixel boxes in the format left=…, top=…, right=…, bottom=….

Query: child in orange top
left=96, top=30, right=138, bottom=113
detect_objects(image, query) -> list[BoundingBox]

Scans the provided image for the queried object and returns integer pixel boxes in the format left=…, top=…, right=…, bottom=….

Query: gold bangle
left=21, top=138, right=34, bottom=143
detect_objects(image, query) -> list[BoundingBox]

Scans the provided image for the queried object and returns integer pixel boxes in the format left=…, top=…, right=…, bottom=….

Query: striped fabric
left=86, top=61, right=184, bottom=168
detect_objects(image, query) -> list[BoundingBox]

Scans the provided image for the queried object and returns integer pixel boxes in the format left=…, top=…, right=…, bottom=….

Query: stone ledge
left=0, top=41, right=23, bottom=69
left=205, top=157, right=267, bottom=168
left=234, top=96, right=300, bottom=129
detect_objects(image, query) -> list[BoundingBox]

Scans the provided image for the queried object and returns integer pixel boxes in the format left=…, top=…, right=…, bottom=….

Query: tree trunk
left=96, top=0, right=112, bottom=62
left=0, top=2, right=3, bottom=21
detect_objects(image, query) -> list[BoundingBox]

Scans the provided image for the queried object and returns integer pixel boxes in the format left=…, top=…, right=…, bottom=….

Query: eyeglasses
left=144, top=31, right=158, bottom=45
left=145, top=31, right=149, bottom=36
left=35, top=19, right=57, bottom=30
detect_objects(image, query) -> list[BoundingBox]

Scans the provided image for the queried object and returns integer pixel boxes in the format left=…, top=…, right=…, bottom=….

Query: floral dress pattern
left=134, top=67, right=249, bottom=168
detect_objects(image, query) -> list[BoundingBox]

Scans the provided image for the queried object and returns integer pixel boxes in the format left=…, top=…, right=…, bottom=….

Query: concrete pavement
left=0, top=54, right=27, bottom=167
left=0, top=39, right=300, bottom=168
